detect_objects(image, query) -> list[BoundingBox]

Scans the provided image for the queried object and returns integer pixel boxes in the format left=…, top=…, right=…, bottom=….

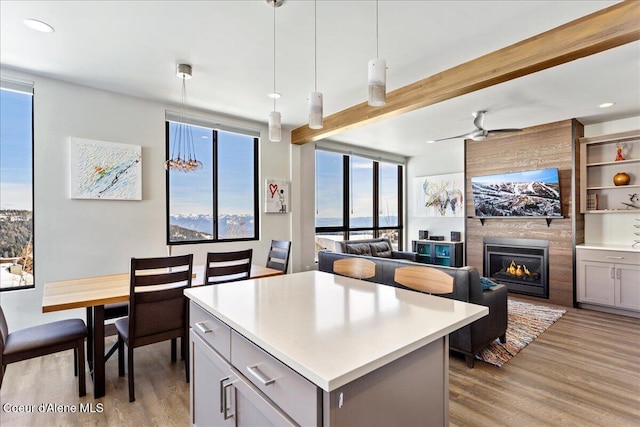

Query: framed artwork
left=265, top=179, right=290, bottom=213
left=69, top=137, right=142, bottom=200
left=414, top=172, right=464, bottom=217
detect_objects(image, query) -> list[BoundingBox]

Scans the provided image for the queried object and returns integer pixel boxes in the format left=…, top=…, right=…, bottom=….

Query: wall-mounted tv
left=471, top=168, right=562, bottom=217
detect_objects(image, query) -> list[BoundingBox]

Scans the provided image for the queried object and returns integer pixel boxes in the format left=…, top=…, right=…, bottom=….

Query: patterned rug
left=475, top=299, right=566, bottom=367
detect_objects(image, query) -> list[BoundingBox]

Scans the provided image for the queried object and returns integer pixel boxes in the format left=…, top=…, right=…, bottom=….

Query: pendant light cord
left=314, top=0, right=317, bottom=92
left=273, top=3, right=276, bottom=110
left=375, top=0, right=379, bottom=59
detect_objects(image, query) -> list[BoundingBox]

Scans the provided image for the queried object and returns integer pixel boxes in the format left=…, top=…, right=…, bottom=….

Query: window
left=0, top=80, right=34, bottom=290
left=315, top=149, right=403, bottom=257
left=166, top=118, right=259, bottom=244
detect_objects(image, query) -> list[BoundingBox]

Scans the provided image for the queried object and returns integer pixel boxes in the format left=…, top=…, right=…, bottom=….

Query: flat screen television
left=471, top=168, right=562, bottom=217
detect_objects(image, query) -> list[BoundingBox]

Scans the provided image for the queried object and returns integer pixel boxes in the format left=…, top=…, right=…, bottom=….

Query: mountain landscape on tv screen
left=472, top=181, right=561, bottom=217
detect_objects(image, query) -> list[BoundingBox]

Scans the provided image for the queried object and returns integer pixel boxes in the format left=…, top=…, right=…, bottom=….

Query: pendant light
left=308, top=0, right=323, bottom=129
left=368, top=0, right=386, bottom=107
left=165, top=64, right=203, bottom=172
left=268, top=0, right=283, bottom=142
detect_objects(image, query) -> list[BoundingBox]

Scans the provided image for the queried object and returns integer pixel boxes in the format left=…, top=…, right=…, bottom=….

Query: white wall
left=405, top=140, right=465, bottom=246
left=583, top=116, right=640, bottom=246
left=1, top=69, right=292, bottom=330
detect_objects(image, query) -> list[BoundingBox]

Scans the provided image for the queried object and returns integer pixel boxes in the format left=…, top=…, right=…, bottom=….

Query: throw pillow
left=370, top=241, right=392, bottom=257
left=345, top=242, right=372, bottom=256
left=480, top=276, right=498, bottom=290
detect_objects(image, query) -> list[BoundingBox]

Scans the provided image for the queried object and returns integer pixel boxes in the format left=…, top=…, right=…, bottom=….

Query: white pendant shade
left=269, top=111, right=281, bottom=142
left=368, top=58, right=386, bottom=107
left=308, top=91, right=323, bottom=129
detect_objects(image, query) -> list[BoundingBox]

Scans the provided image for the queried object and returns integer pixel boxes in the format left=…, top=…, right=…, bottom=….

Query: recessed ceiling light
left=599, top=102, right=615, bottom=108
left=23, top=19, right=55, bottom=33
left=426, top=140, right=436, bottom=144
left=268, top=92, right=282, bottom=99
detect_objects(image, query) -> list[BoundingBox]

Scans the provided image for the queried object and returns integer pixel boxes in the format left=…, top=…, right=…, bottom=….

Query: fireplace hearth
left=483, top=238, right=549, bottom=298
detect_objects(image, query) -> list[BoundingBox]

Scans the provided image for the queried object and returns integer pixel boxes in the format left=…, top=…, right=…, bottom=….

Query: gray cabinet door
left=191, top=331, right=234, bottom=427
left=232, top=369, right=297, bottom=427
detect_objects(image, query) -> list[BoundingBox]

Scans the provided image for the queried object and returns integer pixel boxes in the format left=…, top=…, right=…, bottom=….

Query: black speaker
left=419, top=230, right=429, bottom=240
left=451, top=231, right=461, bottom=242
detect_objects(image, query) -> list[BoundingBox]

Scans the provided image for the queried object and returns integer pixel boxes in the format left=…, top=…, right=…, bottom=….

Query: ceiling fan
left=427, top=111, right=523, bottom=143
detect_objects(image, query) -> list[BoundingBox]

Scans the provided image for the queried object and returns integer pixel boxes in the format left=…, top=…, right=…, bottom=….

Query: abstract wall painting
left=69, top=137, right=142, bottom=200
left=265, top=179, right=290, bottom=213
left=414, top=172, right=464, bottom=217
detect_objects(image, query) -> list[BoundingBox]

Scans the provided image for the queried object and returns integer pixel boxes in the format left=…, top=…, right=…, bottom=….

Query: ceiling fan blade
left=485, top=128, right=523, bottom=136
left=472, top=111, right=486, bottom=130
left=427, top=132, right=471, bottom=143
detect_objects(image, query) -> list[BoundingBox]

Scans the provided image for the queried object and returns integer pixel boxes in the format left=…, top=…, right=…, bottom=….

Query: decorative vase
left=613, top=172, right=631, bottom=186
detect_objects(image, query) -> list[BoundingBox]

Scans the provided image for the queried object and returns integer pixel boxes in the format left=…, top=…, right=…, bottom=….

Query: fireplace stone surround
left=483, top=237, right=550, bottom=298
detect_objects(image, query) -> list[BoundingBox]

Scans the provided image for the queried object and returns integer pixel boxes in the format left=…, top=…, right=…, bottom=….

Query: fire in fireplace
left=483, top=238, right=549, bottom=298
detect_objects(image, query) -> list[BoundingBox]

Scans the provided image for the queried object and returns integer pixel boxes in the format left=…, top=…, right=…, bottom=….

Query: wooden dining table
left=42, top=264, right=283, bottom=398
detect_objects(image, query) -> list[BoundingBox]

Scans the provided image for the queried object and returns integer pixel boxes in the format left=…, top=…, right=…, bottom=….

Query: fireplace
left=483, top=238, right=549, bottom=298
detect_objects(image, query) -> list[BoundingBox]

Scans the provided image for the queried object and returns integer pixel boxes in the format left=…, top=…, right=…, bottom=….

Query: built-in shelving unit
left=579, top=130, right=640, bottom=214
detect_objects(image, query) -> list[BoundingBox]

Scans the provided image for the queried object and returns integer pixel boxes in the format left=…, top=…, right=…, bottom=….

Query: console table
left=412, top=240, right=464, bottom=267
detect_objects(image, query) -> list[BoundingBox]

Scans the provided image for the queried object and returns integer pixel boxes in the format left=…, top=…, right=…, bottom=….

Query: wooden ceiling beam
left=291, top=1, right=640, bottom=145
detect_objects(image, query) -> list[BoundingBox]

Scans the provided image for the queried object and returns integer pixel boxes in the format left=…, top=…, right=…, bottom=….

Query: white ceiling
left=1, top=0, right=638, bottom=157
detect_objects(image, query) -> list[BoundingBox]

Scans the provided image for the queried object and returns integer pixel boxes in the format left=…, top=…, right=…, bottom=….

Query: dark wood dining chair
left=0, top=306, right=87, bottom=397
left=86, top=301, right=129, bottom=368
left=115, top=254, right=193, bottom=402
left=394, top=266, right=454, bottom=294
left=266, top=240, right=291, bottom=273
left=333, top=258, right=376, bottom=280
left=204, top=249, right=253, bottom=284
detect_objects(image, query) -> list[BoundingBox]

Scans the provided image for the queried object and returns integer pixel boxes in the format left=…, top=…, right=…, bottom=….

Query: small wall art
left=414, top=172, right=464, bottom=217
left=69, top=137, right=142, bottom=200
left=265, top=179, right=290, bottom=213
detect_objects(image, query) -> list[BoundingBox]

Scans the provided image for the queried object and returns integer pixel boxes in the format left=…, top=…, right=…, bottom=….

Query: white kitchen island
left=185, top=270, right=488, bottom=427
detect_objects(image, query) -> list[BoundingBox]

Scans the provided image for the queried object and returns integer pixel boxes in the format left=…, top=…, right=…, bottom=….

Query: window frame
left=315, top=150, right=404, bottom=250
left=0, top=80, right=35, bottom=292
left=165, top=120, right=260, bottom=245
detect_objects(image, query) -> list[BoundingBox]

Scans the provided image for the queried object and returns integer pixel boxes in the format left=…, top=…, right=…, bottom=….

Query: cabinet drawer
left=231, top=331, right=320, bottom=426
left=577, top=249, right=640, bottom=264
left=190, top=301, right=231, bottom=360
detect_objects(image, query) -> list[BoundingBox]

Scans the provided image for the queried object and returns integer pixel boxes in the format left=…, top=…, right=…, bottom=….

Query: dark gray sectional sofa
left=318, top=238, right=508, bottom=368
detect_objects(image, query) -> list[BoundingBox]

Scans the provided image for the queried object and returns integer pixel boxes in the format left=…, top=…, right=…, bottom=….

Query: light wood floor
left=1, top=302, right=639, bottom=427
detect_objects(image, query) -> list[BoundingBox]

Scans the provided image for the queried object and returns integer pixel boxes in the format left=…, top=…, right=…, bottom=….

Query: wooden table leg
left=86, top=307, right=93, bottom=371
left=92, top=305, right=106, bottom=398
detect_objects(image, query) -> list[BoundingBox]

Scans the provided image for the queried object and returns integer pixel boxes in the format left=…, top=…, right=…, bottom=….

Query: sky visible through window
left=0, top=89, right=32, bottom=210
left=315, top=150, right=399, bottom=227
left=168, top=124, right=254, bottom=216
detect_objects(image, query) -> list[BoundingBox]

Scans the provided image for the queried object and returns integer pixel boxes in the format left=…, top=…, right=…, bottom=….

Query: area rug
left=475, top=299, right=566, bottom=367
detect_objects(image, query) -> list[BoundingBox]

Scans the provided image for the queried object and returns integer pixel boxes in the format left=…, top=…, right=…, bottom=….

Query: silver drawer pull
left=195, top=321, right=213, bottom=334
left=247, top=365, right=276, bottom=386
left=222, top=378, right=236, bottom=420
left=606, top=256, right=624, bottom=259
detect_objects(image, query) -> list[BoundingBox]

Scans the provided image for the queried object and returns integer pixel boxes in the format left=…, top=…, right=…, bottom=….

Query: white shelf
left=586, top=158, right=640, bottom=167
left=587, top=184, right=640, bottom=190
left=580, top=130, right=640, bottom=213
left=584, top=209, right=640, bottom=214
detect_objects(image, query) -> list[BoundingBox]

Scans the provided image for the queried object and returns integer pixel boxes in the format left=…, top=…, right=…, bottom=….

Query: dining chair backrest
left=333, top=258, right=377, bottom=280
left=266, top=240, right=291, bottom=274
left=128, top=254, right=193, bottom=341
left=394, top=266, right=454, bottom=294
left=205, top=249, right=253, bottom=285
